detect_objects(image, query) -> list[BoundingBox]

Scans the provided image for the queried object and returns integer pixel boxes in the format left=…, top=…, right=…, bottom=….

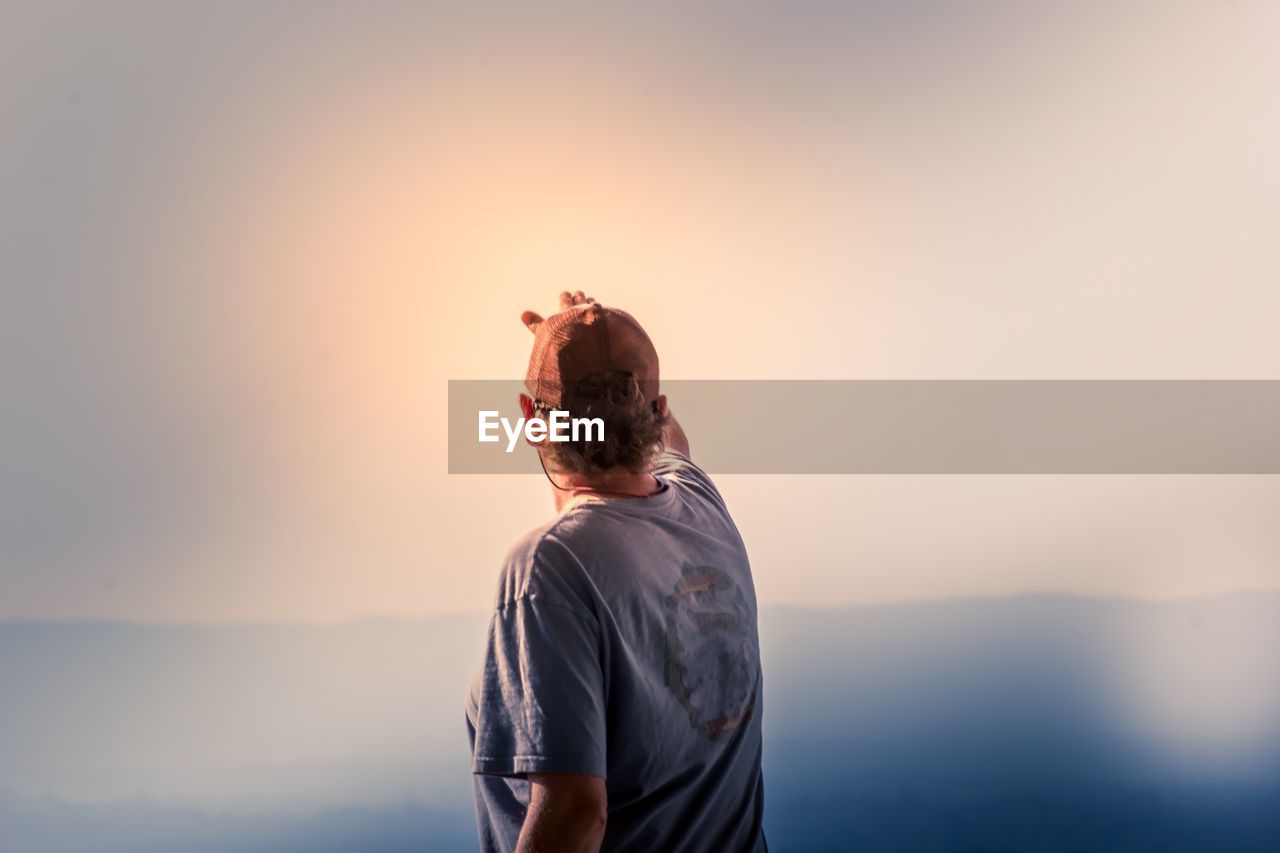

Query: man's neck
left=551, top=468, right=661, bottom=512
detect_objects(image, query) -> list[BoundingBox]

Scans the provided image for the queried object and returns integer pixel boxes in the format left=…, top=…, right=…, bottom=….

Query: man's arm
left=516, top=773, right=607, bottom=853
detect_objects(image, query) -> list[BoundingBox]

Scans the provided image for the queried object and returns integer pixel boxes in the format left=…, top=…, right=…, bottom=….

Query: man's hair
left=534, top=369, right=665, bottom=474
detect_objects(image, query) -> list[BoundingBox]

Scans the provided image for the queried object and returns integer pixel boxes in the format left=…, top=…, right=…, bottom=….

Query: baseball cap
left=525, top=303, right=660, bottom=408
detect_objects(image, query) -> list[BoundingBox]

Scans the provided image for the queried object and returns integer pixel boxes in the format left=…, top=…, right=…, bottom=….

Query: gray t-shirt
left=466, top=452, right=766, bottom=852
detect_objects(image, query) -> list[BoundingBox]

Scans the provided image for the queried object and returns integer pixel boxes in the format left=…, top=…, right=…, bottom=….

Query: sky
left=2, top=0, right=1279, bottom=622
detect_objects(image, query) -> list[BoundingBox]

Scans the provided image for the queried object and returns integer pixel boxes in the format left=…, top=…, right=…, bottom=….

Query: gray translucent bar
left=448, top=380, right=1280, bottom=474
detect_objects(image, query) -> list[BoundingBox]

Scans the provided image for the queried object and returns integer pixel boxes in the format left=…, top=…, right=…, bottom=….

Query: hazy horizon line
left=4, top=587, right=1277, bottom=629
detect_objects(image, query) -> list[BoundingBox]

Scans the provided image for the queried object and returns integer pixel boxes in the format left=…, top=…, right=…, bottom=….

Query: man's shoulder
left=500, top=517, right=562, bottom=574
left=492, top=516, right=598, bottom=617
left=501, top=510, right=598, bottom=569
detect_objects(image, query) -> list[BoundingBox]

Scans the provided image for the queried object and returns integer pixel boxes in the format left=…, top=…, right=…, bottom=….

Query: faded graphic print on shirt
left=663, top=563, right=758, bottom=741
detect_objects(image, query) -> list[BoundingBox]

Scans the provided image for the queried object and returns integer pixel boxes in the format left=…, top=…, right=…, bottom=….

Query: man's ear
left=518, top=393, right=547, bottom=450
left=654, top=394, right=670, bottom=419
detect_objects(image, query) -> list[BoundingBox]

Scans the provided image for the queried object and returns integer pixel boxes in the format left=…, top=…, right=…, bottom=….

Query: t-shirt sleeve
left=652, top=449, right=728, bottom=511
left=470, top=593, right=607, bottom=779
